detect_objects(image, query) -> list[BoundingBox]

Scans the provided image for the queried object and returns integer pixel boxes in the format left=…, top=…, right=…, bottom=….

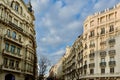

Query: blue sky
left=24, top=0, right=120, bottom=74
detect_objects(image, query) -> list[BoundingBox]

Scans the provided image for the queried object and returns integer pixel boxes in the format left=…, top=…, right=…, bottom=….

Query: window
left=110, top=57, right=114, bottom=61
left=5, top=43, right=9, bottom=51
left=101, top=28, right=105, bottom=34
left=7, top=29, right=10, bottom=37
left=4, top=58, right=8, bottom=67
left=15, top=3, right=19, bottom=12
left=84, top=70, right=86, bottom=74
left=90, top=30, right=94, bottom=37
left=9, top=59, right=14, bottom=69
left=85, top=44, right=87, bottom=49
left=90, top=49, right=94, bottom=53
left=110, top=67, right=114, bottom=73
left=109, top=13, right=114, bottom=20
left=17, top=48, right=20, bottom=55
left=100, top=16, right=105, bottom=23
left=90, top=69, right=94, bottom=74
left=10, top=45, right=16, bottom=54
left=101, top=68, right=105, bottom=74
left=16, top=61, right=19, bottom=69
left=101, top=58, right=105, bottom=62
left=109, top=25, right=114, bottom=32
left=90, top=40, right=95, bottom=47
left=12, top=31, right=16, bottom=39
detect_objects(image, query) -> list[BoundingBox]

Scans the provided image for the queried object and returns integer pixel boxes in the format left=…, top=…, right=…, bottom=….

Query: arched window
left=12, top=31, right=16, bottom=39
left=7, top=29, right=10, bottom=37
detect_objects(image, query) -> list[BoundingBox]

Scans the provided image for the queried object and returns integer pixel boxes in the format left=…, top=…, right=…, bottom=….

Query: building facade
left=81, top=3, right=120, bottom=80
left=62, top=3, right=120, bottom=80
left=63, top=36, right=83, bottom=80
left=0, top=0, right=37, bottom=80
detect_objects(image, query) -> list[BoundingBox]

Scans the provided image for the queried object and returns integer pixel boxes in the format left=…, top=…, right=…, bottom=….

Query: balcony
left=9, top=21, right=23, bottom=33
left=4, top=34, right=22, bottom=46
left=100, top=41, right=106, bottom=45
left=109, top=50, right=116, bottom=56
left=2, top=49, right=22, bottom=59
left=100, top=51, right=106, bottom=57
left=109, top=39, right=115, bottom=44
left=2, top=65, right=21, bottom=73
left=89, top=63, right=95, bottom=68
left=109, top=61, right=116, bottom=67
left=89, top=44, right=95, bottom=48
left=100, top=62, right=106, bottom=67
left=89, top=53, right=95, bottom=59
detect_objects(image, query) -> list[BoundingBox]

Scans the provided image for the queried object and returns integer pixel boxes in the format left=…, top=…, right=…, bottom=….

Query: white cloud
left=93, top=0, right=120, bottom=12
left=28, top=0, right=120, bottom=74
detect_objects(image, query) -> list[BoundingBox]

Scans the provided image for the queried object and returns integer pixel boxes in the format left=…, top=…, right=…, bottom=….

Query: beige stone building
left=0, top=0, right=37, bottom=80
left=62, top=3, right=120, bottom=80
left=81, top=3, right=120, bottom=80
left=55, top=57, right=64, bottom=80
left=63, top=35, right=83, bottom=80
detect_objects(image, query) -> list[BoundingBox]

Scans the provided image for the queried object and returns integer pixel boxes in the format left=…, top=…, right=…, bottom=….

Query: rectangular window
left=101, top=68, right=105, bottom=74
left=90, top=30, right=94, bottom=37
left=10, top=45, right=16, bottom=54
left=12, top=32, right=16, bottom=39
left=90, top=69, right=94, bottom=74
left=109, top=25, right=114, bottom=32
left=101, top=28, right=105, bottom=34
left=101, top=58, right=105, bottom=62
left=15, top=4, right=19, bottom=12
left=5, top=43, right=9, bottom=51
left=17, top=48, right=20, bottom=55
left=16, top=61, right=19, bottom=68
left=9, top=59, right=14, bottom=69
left=84, top=70, right=86, bottom=74
left=4, top=58, right=8, bottom=67
left=7, top=29, right=10, bottom=37
left=110, top=57, right=114, bottom=61
left=110, top=68, right=114, bottom=73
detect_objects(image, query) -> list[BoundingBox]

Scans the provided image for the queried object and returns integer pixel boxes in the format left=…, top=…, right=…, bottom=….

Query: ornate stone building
left=0, top=0, right=37, bottom=80
left=62, top=3, right=120, bottom=80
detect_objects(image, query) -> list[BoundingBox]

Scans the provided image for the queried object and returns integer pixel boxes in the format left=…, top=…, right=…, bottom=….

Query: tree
left=38, top=55, right=50, bottom=80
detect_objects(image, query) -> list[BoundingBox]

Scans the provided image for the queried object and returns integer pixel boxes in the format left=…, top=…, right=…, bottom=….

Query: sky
left=24, top=0, right=120, bottom=74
